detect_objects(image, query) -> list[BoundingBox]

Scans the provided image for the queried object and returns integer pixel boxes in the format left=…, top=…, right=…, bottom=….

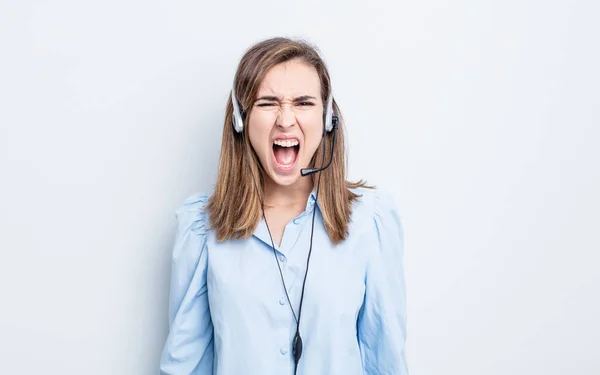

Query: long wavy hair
left=206, top=37, right=370, bottom=245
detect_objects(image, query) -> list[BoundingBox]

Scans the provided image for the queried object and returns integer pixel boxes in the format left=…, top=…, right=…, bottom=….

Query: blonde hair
left=206, top=37, right=370, bottom=244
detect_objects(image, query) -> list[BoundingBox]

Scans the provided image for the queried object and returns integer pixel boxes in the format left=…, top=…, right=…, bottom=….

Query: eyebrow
left=255, top=95, right=318, bottom=102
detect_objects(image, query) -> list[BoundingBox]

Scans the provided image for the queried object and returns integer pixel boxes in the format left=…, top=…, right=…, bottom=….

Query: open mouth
left=272, top=138, right=300, bottom=171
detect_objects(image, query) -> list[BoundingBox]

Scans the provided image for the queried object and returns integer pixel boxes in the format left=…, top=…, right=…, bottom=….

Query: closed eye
left=296, top=101, right=315, bottom=107
left=256, top=102, right=277, bottom=107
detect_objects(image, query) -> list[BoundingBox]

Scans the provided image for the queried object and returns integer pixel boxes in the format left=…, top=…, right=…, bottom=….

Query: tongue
left=274, top=146, right=297, bottom=165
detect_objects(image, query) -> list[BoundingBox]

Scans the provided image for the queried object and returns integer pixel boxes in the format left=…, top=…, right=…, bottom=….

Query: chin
left=266, top=168, right=302, bottom=187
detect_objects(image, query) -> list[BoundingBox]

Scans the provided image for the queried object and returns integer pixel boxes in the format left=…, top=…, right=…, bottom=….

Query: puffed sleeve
left=357, top=190, right=409, bottom=374
left=160, top=193, right=214, bottom=375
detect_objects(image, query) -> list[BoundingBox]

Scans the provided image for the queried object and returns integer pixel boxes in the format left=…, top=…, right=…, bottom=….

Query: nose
left=276, top=104, right=296, bottom=128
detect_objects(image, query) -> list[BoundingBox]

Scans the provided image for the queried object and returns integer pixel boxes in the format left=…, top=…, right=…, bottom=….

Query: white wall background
left=1, top=0, right=598, bottom=374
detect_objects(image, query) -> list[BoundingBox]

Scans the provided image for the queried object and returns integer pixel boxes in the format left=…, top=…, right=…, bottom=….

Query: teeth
left=273, top=139, right=299, bottom=147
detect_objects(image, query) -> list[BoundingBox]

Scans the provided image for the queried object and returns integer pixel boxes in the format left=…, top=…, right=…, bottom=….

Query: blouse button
left=279, top=298, right=286, bottom=306
left=280, top=348, right=288, bottom=355
left=293, top=218, right=301, bottom=225
left=278, top=255, right=286, bottom=263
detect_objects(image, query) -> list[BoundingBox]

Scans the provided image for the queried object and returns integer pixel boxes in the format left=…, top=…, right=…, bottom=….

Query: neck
left=263, top=177, right=313, bottom=209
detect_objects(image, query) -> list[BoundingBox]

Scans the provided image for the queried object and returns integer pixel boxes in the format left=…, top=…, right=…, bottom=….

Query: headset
left=231, top=88, right=337, bottom=136
left=231, top=85, right=339, bottom=374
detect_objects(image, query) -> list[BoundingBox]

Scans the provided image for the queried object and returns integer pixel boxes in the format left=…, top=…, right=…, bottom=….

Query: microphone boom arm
left=301, top=118, right=338, bottom=177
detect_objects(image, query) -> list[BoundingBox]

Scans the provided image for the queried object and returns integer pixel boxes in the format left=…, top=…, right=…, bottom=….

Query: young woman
left=160, top=37, right=408, bottom=375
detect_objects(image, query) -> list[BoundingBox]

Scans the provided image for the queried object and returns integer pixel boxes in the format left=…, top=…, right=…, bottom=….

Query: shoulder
left=347, top=186, right=403, bottom=237
left=349, top=186, right=400, bottom=219
left=171, top=192, right=212, bottom=256
left=346, top=187, right=405, bottom=276
left=175, top=192, right=210, bottom=226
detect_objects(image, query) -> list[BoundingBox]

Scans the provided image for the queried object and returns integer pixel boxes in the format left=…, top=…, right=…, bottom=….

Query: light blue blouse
left=159, top=187, right=408, bottom=375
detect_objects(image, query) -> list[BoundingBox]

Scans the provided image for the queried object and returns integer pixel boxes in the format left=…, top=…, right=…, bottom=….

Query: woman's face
left=248, top=59, right=324, bottom=188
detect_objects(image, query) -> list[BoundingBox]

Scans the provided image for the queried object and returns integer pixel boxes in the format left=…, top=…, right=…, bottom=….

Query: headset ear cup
left=324, top=92, right=334, bottom=133
left=231, top=88, right=244, bottom=133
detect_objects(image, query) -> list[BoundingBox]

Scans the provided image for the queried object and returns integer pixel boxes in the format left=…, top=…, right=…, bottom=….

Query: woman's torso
left=204, top=188, right=378, bottom=375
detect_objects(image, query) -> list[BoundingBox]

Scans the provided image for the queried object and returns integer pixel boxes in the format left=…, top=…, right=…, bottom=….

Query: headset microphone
left=300, top=115, right=338, bottom=176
